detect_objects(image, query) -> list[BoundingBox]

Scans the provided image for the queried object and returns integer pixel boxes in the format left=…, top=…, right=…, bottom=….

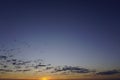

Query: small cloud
left=15, top=69, right=31, bottom=72
left=3, top=65, right=8, bottom=68
left=45, top=66, right=54, bottom=70
left=0, top=55, right=7, bottom=60
left=34, top=64, right=46, bottom=69
left=96, top=70, right=120, bottom=75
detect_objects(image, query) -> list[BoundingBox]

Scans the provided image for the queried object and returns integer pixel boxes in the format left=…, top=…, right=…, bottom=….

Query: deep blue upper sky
left=0, top=0, right=120, bottom=70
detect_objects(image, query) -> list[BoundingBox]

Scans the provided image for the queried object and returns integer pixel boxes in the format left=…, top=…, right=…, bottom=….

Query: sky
left=0, top=0, right=120, bottom=79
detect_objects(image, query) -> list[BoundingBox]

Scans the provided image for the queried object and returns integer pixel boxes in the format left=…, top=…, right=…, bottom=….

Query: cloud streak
left=51, top=66, right=94, bottom=74
left=96, top=70, right=120, bottom=75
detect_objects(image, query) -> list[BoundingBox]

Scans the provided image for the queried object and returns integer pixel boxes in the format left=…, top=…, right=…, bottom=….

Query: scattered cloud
left=0, top=50, right=94, bottom=75
left=0, top=42, right=120, bottom=77
left=0, top=46, right=46, bottom=73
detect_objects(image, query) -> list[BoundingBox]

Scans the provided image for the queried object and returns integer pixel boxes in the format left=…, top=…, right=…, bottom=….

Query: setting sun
left=41, top=77, right=48, bottom=80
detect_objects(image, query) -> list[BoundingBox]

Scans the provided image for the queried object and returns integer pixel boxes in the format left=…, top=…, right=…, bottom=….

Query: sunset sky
left=0, top=0, right=120, bottom=80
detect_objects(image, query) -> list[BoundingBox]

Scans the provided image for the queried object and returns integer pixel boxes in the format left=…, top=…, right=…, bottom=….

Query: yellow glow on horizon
left=41, top=77, right=49, bottom=80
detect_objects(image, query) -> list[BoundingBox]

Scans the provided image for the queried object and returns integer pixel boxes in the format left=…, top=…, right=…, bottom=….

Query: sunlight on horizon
left=40, top=77, right=50, bottom=80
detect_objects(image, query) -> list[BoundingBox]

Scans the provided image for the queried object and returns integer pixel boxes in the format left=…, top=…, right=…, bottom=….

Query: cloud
left=45, top=66, right=54, bottom=70
left=1, top=48, right=120, bottom=76
left=0, top=69, right=13, bottom=72
left=0, top=45, right=94, bottom=74
left=96, top=70, right=120, bottom=75
left=0, top=55, right=7, bottom=60
left=34, top=64, right=46, bottom=69
left=11, top=59, right=32, bottom=66
left=0, top=56, right=46, bottom=73
left=1, top=42, right=120, bottom=76
left=15, top=69, right=31, bottom=72
left=52, top=66, right=94, bottom=74
left=0, top=47, right=46, bottom=73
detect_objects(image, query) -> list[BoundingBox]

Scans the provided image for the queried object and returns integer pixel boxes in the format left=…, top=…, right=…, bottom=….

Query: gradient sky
left=0, top=0, right=120, bottom=79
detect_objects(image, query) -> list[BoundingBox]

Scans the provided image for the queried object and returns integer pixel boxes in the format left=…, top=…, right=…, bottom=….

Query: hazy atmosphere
left=0, top=0, right=120, bottom=80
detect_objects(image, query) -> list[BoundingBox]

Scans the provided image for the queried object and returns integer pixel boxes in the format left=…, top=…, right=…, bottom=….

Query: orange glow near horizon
left=40, top=77, right=51, bottom=80
left=42, top=77, right=47, bottom=80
